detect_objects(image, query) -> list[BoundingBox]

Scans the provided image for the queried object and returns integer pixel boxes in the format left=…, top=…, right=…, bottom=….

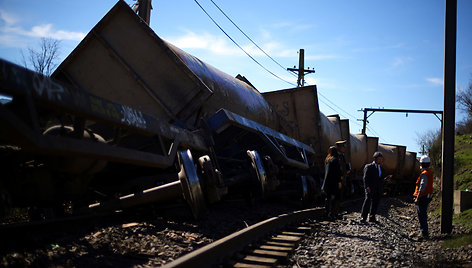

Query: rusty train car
left=0, top=1, right=419, bottom=220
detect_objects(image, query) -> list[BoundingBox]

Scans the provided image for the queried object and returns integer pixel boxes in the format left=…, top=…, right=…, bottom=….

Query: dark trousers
left=325, top=192, right=339, bottom=218
left=361, top=191, right=380, bottom=219
left=416, top=196, right=431, bottom=236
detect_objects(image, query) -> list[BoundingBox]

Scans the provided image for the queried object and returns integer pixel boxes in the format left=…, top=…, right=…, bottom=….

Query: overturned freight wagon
left=0, top=0, right=319, bottom=219
left=52, top=0, right=319, bottom=212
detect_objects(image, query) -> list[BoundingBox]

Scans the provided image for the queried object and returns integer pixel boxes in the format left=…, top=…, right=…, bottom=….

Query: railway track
left=0, top=196, right=364, bottom=266
left=163, top=198, right=363, bottom=267
left=162, top=207, right=323, bottom=267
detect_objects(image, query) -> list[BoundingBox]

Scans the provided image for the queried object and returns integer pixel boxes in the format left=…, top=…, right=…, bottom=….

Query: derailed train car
left=263, top=86, right=421, bottom=195
left=0, top=0, right=418, bottom=220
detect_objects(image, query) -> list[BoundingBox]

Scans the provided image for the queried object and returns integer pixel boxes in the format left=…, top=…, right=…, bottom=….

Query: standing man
left=360, top=152, right=391, bottom=223
left=413, top=155, right=434, bottom=238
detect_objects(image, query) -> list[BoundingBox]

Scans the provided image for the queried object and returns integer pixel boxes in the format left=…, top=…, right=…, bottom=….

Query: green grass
left=443, top=135, right=472, bottom=249
left=454, top=208, right=472, bottom=231
left=443, top=233, right=472, bottom=248
left=442, top=208, right=472, bottom=248
left=454, top=135, right=472, bottom=190
left=421, top=135, right=472, bottom=248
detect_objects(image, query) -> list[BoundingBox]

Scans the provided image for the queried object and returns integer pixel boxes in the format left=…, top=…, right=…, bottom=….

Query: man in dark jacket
left=360, top=152, right=391, bottom=222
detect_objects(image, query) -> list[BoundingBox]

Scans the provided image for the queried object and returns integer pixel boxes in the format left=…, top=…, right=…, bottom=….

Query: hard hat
left=420, top=155, right=430, bottom=163
left=336, top=140, right=347, bottom=146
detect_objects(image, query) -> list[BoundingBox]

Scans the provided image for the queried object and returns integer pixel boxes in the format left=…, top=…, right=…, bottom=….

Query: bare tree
left=455, top=78, right=472, bottom=134
left=457, top=79, right=472, bottom=118
left=21, top=37, right=61, bottom=76
left=416, top=129, right=442, bottom=169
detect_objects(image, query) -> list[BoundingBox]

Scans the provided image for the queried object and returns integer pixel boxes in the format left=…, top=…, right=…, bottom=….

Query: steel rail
left=162, top=207, right=324, bottom=268
left=163, top=197, right=364, bottom=267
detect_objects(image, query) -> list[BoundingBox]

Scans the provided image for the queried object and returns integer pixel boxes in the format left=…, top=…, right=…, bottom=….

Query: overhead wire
left=208, top=0, right=297, bottom=78
left=318, top=91, right=359, bottom=121
left=193, top=0, right=296, bottom=87
left=194, top=0, right=386, bottom=141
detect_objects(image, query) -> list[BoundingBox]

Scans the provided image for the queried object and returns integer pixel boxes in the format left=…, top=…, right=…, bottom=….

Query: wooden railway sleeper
left=231, top=225, right=310, bottom=267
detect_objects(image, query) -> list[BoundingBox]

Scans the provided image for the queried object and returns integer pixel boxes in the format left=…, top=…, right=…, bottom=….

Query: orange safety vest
left=413, top=168, right=434, bottom=197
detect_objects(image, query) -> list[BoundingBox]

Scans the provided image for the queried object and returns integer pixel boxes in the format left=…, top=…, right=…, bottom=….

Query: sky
left=0, top=0, right=471, bottom=155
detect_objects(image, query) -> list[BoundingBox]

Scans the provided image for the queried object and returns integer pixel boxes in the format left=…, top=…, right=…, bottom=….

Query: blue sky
left=0, top=0, right=471, bottom=155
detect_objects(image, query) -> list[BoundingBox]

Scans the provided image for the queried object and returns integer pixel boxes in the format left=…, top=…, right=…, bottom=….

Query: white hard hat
left=420, top=155, right=430, bottom=163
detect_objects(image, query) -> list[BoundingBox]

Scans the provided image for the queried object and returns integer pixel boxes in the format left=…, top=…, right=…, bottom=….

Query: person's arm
left=363, top=164, right=371, bottom=193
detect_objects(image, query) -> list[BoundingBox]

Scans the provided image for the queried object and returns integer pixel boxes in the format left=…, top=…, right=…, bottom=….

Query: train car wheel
left=247, top=150, right=268, bottom=197
left=197, top=155, right=227, bottom=204
left=178, top=150, right=206, bottom=219
left=299, top=175, right=309, bottom=204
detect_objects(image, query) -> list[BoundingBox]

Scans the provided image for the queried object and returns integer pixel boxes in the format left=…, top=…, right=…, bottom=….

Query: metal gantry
left=359, top=108, right=443, bottom=135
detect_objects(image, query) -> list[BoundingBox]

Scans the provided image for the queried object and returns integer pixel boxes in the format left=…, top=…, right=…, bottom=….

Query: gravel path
left=287, top=196, right=472, bottom=267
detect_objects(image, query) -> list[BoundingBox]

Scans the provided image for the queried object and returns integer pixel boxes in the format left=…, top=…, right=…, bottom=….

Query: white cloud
left=167, top=31, right=242, bottom=56
left=29, top=24, right=85, bottom=40
left=166, top=28, right=342, bottom=66
left=168, top=30, right=293, bottom=59
left=426, top=77, right=443, bottom=86
left=0, top=9, right=85, bottom=47
left=0, top=9, right=18, bottom=25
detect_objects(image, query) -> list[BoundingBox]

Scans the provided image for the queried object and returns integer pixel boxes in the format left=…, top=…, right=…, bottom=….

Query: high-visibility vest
left=413, top=168, right=434, bottom=197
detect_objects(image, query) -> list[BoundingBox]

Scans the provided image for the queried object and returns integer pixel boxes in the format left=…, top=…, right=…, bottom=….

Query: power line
left=195, top=0, right=383, bottom=139
left=366, top=125, right=383, bottom=139
left=193, top=0, right=296, bottom=87
left=317, top=90, right=386, bottom=139
left=209, top=0, right=297, bottom=78
left=317, top=91, right=360, bottom=124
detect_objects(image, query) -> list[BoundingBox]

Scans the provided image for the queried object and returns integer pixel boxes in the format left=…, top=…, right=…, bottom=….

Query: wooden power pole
left=287, top=49, right=315, bottom=87
left=134, top=0, right=152, bottom=25
left=441, top=0, right=456, bottom=234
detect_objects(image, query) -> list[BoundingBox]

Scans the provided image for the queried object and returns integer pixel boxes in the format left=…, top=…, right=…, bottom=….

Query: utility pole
left=287, top=49, right=315, bottom=87
left=441, top=0, right=456, bottom=234
left=133, top=0, right=152, bottom=25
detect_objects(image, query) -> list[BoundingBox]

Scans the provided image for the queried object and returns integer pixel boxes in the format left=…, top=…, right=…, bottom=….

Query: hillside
left=455, top=134, right=472, bottom=191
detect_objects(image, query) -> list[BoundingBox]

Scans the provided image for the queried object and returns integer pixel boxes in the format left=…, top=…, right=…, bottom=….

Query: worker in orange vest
left=413, top=155, right=434, bottom=239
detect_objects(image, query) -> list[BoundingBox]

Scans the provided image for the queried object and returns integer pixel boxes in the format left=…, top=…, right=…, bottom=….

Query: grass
left=454, top=208, right=472, bottom=231
left=440, top=135, right=472, bottom=248
left=454, top=135, right=472, bottom=191
left=443, top=233, right=472, bottom=248
left=441, top=209, right=472, bottom=248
